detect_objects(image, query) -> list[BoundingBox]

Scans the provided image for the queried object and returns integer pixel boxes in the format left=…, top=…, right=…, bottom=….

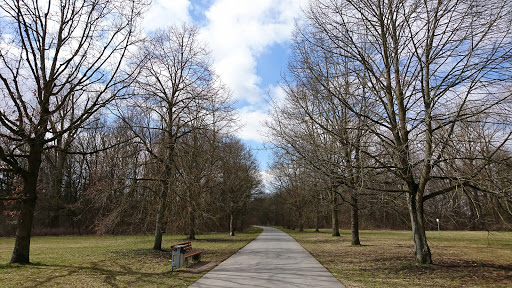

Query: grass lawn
left=0, top=227, right=262, bottom=287
left=280, top=228, right=512, bottom=288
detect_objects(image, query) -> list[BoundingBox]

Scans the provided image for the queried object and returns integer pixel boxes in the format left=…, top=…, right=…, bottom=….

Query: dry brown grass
left=281, top=228, right=512, bottom=288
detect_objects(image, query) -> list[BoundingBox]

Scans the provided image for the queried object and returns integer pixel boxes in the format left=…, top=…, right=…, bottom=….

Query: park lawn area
left=0, top=227, right=262, bottom=287
left=281, top=228, right=512, bottom=288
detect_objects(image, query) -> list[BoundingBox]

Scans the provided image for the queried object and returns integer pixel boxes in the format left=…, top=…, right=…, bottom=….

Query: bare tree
left=73, top=117, right=153, bottom=235
left=267, top=64, right=369, bottom=242
left=0, top=0, right=146, bottom=264
left=218, top=137, right=260, bottom=236
left=119, top=24, right=232, bottom=249
left=298, top=0, right=512, bottom=264
left=174, top=128, right=219, bottom=240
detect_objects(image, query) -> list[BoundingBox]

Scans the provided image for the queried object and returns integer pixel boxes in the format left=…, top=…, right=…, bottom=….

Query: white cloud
left=201, top=0, right=306, bottom=105
left=234, top=83, right=289, bottom=143
left=235, top=106, right=270, bottom=142
left=199, top=0, right=307, bottom=144
left=142, top=0, right=192, bottom=31
left=140, top=0, right=308, bottom=144
left=269, top=84, right=287, bottom=107
left=259, top=170, right=275, bottom=193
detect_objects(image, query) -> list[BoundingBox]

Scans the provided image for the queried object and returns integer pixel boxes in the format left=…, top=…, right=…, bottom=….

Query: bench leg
left=185, top=253, right=201, bottom=267
left=192, top=253, right=201, bottom=262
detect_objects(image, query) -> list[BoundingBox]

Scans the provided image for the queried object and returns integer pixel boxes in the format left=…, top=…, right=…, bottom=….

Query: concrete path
left=189, top=226, right=345, bottom=288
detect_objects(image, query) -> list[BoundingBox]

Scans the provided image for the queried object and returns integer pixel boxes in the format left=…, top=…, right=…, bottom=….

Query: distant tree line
left=0, top=0, right=260, bottom=264
left=263, top=0, right=512, bottom=264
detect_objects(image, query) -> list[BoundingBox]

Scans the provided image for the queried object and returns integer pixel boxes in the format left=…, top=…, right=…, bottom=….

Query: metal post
left=436, top=218, right=440, bottom=235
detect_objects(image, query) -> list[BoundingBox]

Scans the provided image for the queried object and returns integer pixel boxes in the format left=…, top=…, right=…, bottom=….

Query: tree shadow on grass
left=0, top=263, right=24, bottom=270
left=193, top=237, right=252, bottom=243
left=389, top=259, right=512, bottom=282
left=434, top=260, right=512, bottom=272
left=115, top=248, right=173, bottom=258
left=24, top=259, right=175, bottom=288
left=1, top=249, right=191, bottom=288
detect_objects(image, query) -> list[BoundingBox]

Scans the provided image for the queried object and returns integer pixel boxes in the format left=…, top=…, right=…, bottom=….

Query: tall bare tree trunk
left=153, top=183, right=167, bottom=250
left=188, top=207, right=196, bottom=240
left=10, top=195, right=37, bottom=264
left=332, top=194, right=340, bottom=236
left=10, top=143, right=42, bottom=264
left=50, top=144, right=67, bottom=228
left=298, top=208, right=304, bottom=232
left=315, top=211, right=320, bottom=232
left=351, top=194, right=360, bottom=245
left=240, top=215, right=246, bottom=232
left=408, top=192, right=432, bottom=264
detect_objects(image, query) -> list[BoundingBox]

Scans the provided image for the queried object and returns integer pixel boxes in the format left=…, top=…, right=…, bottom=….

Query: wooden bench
left=171, top=241, right=202, bottom=265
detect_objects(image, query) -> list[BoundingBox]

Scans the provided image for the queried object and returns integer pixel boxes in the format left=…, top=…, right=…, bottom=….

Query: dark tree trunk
left=298, top=209, right=304, bottom=232
left=351, top=194, right=361, bottom=245
left=50, top=144, right=68, bottom=228
left=315, top=211, right=320, bottom=233
left=332, top=195, right=340, bottom=237
left=188, top=227, right=196, bottom=240
left=240, top=215, right=246, bottom=232
left=10, top=193, right=37, bottom=264
left=188, top=208, right=196, bottom=240
left=10, top=143, right=42, bottom=264
left=153, top=184, right=167, bottom=250
left=407, top=192, right=432, bottom=264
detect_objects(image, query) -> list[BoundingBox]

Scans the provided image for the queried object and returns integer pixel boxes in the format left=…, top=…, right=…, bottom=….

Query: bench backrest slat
left=171, top=241, right=192, bottom=250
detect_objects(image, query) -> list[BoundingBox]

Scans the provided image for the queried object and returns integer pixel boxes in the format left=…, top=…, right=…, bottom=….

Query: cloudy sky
left=141, top=0, right=308, bottom=175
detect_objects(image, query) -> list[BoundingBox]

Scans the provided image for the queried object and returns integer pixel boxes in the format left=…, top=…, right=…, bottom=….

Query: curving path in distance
left=189, top=226, right=345, bottom=288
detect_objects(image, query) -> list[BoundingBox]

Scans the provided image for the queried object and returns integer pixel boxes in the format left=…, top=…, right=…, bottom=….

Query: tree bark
left=10, top=190, right=38, bottom=264
left=10, top=197, right=37, bottom=264
left=240, top=215, right=246, bottom=232
left=188, top=207, right=196, bottom=240
left=351, top=194, right=361, bottom=245
left=49, top=146, right=67, bottom=228
left=315, top=211, right=320, bottom=233
left=407, top=192, right=432, bottom=264
left=10, top=143, right=42, bottom=264
left=331, top=194, right=340, bottom=236
left=153, top=184, right=167, bottom=250
left=298, top=208, right=304, bottom=232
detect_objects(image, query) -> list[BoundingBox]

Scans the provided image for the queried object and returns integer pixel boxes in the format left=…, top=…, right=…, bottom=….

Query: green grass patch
left=280, top=228, right=512, bottom=288
left=0, top=227, right=262, bottom=287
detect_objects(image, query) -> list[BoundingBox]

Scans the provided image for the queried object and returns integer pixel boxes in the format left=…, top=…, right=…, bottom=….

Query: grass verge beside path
left=0, top=227, right=262, bottom=287
left=280, top=228, right=512, bottom=288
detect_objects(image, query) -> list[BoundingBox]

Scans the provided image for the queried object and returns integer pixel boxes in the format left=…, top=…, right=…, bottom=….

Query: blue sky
left=141, top=0, right=308, bottom=183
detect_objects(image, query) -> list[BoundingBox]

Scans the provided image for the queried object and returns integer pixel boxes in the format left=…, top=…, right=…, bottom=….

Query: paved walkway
left=189, top=226, right=345, bottom=288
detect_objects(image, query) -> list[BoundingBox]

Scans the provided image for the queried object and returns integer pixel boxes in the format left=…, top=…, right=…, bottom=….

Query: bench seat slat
left=185, top=250, right=202, bottom=257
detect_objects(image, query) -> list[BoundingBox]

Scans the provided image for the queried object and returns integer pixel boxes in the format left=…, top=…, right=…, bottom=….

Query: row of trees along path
left=266, top=0, right=512, bottom=265
left=0, top=0, right=260, bottom=265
